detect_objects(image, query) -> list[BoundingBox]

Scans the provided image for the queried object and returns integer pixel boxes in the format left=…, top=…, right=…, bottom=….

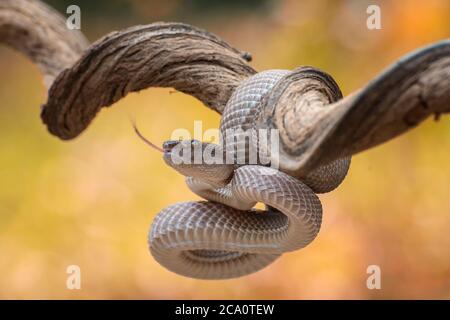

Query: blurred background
left=1, top=0, right=449, bottom=299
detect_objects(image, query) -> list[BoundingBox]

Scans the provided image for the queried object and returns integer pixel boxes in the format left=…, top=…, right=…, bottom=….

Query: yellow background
left=0, top=0, right=449, bottom=299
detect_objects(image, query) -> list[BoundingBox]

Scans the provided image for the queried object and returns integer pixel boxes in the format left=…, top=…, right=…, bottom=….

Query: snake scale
left=5, top=0, right=447, bottom=281
left=148, top=70, right=351, bottom=279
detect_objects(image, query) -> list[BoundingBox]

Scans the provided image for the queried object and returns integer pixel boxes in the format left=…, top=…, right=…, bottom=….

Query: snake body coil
left=149, top=70, right=351, bottom=279
left=1, top=0, right=449, bottom=282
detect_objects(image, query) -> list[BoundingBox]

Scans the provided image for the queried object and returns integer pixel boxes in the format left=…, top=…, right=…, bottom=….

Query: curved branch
left=261, top=41, right=450, bottom=175
left=0, top=0, right=88, bottom=88
left=2, top=0, right=449, bottom=177
left=254, top=67, right=344, bottom=177
left=0, top=1, right=256, bottom=140
left=41, top=23, right=256, bottom=140
left=316, top=41, right=450, bottom=165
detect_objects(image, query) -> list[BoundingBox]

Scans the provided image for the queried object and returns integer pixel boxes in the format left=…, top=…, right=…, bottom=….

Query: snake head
left=163, top=139, right=211, bottom=167
left=163, top=139, right=234, bottom=184
left=133, top=124, right=233, bottom=183
left=162, top=139, right=201, bottom=155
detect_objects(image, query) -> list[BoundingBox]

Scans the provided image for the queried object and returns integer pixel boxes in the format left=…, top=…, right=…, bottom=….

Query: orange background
left=0, top=0, right=449, bottom=299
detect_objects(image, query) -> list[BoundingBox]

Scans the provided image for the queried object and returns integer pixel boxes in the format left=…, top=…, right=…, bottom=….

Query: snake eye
left=163, top=140, right=179, bottom=152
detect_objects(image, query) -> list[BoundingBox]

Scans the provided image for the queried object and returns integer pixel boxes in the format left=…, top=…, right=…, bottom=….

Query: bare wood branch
left=317, top=41, right=450, bottom=164
left=41, top=23, right=256, bottom=139
left=0, top=0, right=88, bottom=88
left=1, top=1, right=256, bottom=139
left=253, top=66, right=344, bottom=177
left=258, top=42, right=450, bottom=175
left=1, top=0, right=449, bottom=179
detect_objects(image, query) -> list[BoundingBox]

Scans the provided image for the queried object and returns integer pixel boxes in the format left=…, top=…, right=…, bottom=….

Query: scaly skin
left=149, top=71, right=351, bottom=279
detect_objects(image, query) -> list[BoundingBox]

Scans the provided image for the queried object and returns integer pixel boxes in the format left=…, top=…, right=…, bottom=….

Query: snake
left=147, top=70, right=351, bottom=279
left=2, top=0, right=449, bottom=282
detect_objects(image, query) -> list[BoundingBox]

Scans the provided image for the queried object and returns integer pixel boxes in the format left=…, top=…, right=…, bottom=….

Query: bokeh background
left=1, top=0, right=449, bottom=299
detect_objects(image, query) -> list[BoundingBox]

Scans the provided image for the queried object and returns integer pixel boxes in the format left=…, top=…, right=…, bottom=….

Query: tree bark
left=0, top=0, right=88, bottom=88
left=41, top=23, right=256, bottom=139
left=1, top=0, right=449, bottom=176
left=257, top=44, right=450, bottom=175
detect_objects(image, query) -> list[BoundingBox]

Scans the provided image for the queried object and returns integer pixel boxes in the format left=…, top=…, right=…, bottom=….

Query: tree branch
left=1, top=1, right=256, bottom=139
left=0, top=0, right=88, bottom=88
left=261, top=41, right=450, bottom=175
left=41, top=23, right=256, bottom=139
left=1, top=0, right=449, bottom=178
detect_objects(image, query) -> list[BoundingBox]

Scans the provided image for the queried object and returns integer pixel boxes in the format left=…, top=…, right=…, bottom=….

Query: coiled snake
left=148, top=70, right=351, bottom=279
left=2, top=0, right=449, bottom=281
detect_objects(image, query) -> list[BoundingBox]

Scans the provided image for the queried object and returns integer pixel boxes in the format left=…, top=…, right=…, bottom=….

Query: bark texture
left=41, top=23, right=256, bottom=139
left=291, top=42, right=450, bottom=172
left=1, top=0, right=449, bottom=176
left=0, top=0, right=88, bottom=87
